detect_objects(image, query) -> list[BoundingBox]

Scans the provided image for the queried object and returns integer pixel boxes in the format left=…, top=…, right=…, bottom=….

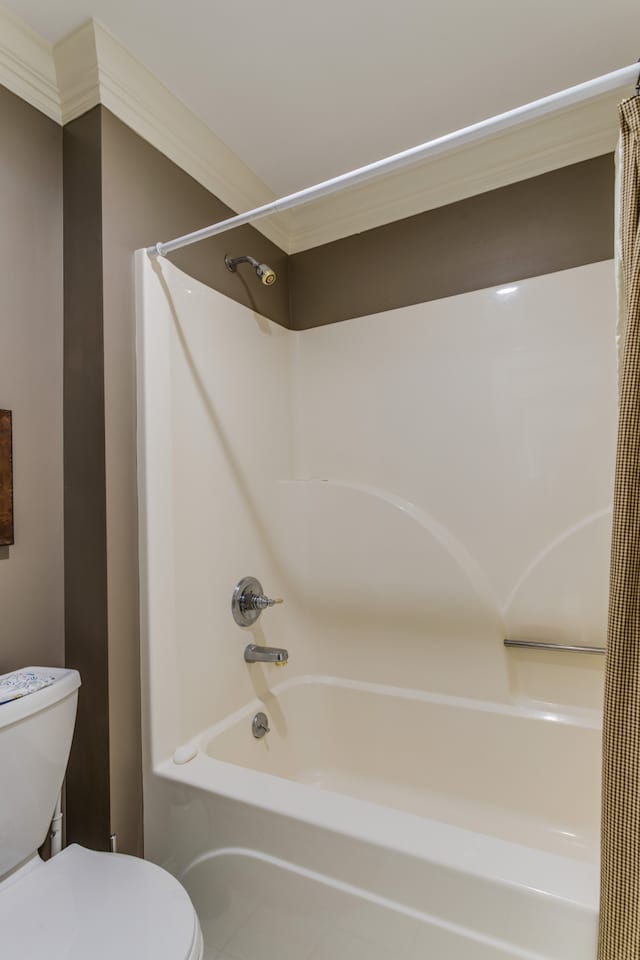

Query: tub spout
left=244, top=643, right=288, bottom=666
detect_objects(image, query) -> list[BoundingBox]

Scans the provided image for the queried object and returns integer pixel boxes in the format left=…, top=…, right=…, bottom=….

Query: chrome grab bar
left=504, top=638, right=606, bottom=655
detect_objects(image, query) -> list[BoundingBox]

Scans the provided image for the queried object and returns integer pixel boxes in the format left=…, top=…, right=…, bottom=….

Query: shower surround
left=137, top=253, right=616, bottom=959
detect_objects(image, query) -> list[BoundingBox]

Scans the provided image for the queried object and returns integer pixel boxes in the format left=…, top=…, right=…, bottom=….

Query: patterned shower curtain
left=599, top=96, right=640, bottom=960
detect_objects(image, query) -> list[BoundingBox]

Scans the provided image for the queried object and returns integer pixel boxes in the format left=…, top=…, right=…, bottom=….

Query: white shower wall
left=137, top=257, right=294, bottom=754
left=291, top=261, right=617, bottom=705
left=138, top=255, right=616, bottom=754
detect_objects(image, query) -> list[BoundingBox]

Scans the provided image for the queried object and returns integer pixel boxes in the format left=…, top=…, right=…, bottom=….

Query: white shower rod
left=148, top=61, right=640, bottom=258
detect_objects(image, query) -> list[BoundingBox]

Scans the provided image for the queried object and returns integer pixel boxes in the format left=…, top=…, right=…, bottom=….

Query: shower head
left=224, top=254, right=277, bottom=286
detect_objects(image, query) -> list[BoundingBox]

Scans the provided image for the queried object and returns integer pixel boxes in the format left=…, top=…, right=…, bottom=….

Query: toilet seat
left=0, top=844, right=203, bottom=959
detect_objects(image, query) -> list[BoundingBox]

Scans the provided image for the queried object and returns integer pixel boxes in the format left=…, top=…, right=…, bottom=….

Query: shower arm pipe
left=147, top=61, right=640, bottom=258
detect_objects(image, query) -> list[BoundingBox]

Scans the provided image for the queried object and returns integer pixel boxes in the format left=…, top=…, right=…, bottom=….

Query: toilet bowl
left=0, top=845, right=203, bottom=958
left=0, top=667, right=203, bottom=959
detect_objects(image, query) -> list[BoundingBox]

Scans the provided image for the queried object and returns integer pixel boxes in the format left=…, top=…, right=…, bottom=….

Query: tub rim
left=155, top=674, right=599, bottom=914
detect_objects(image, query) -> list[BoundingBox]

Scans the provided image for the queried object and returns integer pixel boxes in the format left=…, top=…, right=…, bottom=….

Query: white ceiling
left=4, top=0, right=640, bottom=196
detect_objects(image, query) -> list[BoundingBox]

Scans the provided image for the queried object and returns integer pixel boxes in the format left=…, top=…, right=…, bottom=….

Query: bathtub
left=145, top=675, right=600, bottom=960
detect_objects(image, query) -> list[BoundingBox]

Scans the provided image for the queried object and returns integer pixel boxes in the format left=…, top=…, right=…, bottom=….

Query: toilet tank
left=0, top=668, right=81, bottom=879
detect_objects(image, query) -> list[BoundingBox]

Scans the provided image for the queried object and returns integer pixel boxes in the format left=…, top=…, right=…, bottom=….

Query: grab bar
left=504, top=638, right=606, bottom=655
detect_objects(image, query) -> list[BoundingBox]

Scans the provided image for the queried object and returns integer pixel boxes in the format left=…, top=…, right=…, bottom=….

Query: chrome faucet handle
left=232, top=577, right=284, bottom=627
left=251, top=594, right=283, bottom=610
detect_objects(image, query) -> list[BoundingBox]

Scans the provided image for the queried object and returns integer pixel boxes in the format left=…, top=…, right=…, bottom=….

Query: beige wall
left=0, top=86, right=63, bottom=671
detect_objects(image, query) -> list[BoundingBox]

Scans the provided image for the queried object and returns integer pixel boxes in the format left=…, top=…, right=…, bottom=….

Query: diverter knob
left=232, top=576, right=283, bottom=627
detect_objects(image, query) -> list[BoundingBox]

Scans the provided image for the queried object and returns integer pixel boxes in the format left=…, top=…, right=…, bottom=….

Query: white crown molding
left=54, top=21, right=99, bottom=123
left=54, top=19, right=292, bottom=251
left=286, top=92, right=621, bottom=252
left=0, top=6, right=60, bottom=122
left=0, top=9, right=623, bottom=255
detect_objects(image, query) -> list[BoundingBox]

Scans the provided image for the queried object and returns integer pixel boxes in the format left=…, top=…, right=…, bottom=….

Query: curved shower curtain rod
left=147, top=61, right=640, bottom=259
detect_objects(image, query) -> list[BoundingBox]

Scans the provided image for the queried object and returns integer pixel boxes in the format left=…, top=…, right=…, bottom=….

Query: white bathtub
left=146, top=675, right=600, bottom=960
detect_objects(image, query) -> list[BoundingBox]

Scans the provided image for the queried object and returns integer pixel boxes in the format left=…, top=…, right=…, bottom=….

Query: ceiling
left=4, top=0, right=640, bottom=196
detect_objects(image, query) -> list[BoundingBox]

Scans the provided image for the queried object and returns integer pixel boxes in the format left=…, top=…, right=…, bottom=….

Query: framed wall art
left=0, top=410, right=14, bottom=546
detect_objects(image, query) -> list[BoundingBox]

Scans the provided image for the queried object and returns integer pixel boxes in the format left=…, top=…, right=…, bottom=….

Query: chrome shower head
left=224, top=254, right=277, bottom=286
left=255, top=263, right=277, bottom=286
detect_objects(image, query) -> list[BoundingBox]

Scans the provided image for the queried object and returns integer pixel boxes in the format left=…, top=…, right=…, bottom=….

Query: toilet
left=0, top=667, right=203, bottom=959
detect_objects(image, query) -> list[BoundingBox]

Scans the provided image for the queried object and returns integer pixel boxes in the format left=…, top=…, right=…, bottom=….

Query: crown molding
left=286, top=92, right=620, bottom=252
left=0, top=7, right=60, bottom=122
left=54, top=20, right=292, bottom=251
left=0, top=9, right=623, bottom=255
left=54, top=21, right=99, bottom=124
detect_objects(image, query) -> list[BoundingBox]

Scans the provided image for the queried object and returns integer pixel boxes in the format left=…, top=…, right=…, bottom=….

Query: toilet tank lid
left=0, top=667, right=81, bottom=730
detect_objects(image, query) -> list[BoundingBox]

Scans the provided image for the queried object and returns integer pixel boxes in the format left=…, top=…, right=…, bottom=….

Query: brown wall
left=289, top=154, right=614, bottom=329
left=0, top=86, right=63, bottom=671
left=100, top=108, right=289, bottom=328
left=63, top=108, right=111, bottom=851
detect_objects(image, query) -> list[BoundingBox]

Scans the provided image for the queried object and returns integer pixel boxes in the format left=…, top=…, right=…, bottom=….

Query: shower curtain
left=599, top=95, right=640, bottom=960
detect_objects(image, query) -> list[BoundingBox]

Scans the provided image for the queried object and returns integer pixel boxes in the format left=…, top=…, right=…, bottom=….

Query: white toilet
left=0, top=667, right=203, bottom=959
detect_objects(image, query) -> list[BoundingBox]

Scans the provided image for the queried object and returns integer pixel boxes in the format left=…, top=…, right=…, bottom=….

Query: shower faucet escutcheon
left=232, top=577, right=283, bottom=627
left=231, top=577, right=289, bottom=666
